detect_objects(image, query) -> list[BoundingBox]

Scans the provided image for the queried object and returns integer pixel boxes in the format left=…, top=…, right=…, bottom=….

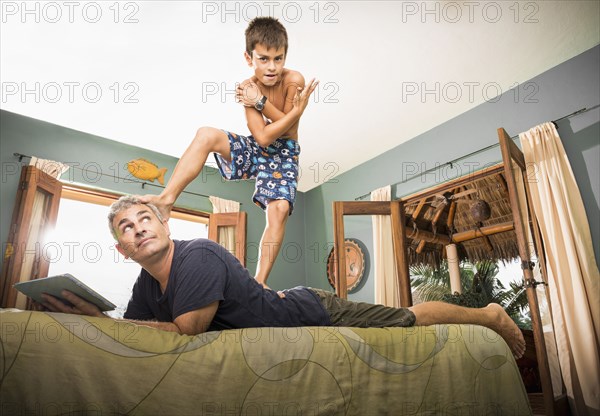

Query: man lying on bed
left=40, top=195, right=526, bottom=359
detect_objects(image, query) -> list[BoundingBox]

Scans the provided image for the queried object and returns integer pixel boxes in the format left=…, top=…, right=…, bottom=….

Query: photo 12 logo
left=1, top=1, right=140, bottom=24
left=401, top=81, right=539, bottom=104
left=201, top=1, right=340, bottom=24
left=1, top=81, right=140, bottom=104
left=400, top=1, right=540, bottom=24
left=201, top=81, right=339, bottom=104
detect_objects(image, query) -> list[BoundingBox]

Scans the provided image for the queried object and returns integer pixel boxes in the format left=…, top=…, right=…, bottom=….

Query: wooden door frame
left=332, top=201, right=412, bottom=305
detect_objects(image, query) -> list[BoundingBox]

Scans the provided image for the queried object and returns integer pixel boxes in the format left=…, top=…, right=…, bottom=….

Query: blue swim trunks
left=214, top=131, right=300, bottom=214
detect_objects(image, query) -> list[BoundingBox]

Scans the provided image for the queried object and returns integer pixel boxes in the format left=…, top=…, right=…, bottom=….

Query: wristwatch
left=254, top=95, right=267, bottom=111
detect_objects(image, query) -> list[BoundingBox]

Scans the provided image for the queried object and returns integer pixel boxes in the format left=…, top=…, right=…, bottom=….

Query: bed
left=0, top=309, right=531, bottom=415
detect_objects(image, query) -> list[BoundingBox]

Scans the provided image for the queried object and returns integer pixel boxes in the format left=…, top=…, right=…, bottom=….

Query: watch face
left=255, top=96, right=266, bottom=111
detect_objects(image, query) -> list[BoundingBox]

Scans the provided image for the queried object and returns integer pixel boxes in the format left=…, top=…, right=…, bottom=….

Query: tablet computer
left=14, top=273, right=116, bottom=311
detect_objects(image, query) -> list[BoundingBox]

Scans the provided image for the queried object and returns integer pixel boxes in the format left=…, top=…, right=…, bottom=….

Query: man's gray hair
left=108, top=195, right=164, bottom=240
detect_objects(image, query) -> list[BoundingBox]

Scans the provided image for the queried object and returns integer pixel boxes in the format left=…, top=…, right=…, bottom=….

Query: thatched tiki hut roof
left=401, top=164, right=522, bottom=268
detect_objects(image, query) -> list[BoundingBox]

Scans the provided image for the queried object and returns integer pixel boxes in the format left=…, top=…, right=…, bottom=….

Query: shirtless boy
left=141, top=17, right=318, bottom=289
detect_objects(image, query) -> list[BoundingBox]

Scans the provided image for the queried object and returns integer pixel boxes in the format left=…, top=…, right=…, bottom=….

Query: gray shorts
left=309, top=288, right=416, bottom=328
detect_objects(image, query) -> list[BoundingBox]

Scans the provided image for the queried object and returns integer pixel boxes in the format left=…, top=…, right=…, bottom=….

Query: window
left=2, top=165, right=247, bottom=314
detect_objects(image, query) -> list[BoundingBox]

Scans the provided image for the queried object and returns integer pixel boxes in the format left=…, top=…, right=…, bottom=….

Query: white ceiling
left=1, top=1, right=598, bottom=191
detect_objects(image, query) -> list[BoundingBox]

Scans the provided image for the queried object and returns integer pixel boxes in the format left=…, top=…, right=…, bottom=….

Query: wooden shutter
left=208, top=212, right=247, bottom=267
left=1, top=166, right=62, bottom=308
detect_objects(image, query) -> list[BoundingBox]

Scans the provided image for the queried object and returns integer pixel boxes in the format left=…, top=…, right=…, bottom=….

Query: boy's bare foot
left=485, top=303, right=526, bottom=359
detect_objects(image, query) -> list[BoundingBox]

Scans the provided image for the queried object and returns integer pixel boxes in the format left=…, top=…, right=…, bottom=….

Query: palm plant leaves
left=410, top=259, right=531, bottom=328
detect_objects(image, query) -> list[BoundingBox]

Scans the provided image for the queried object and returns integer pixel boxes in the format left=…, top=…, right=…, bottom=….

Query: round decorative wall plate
left=327, top=239, right=366, bottom=292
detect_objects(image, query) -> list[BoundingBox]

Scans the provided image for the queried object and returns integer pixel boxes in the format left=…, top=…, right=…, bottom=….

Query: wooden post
left=451, top=222, right=514, bottom=242
left=498, top=127, right=556, bottom=416
left=411, top=198, right=427, bottom=220
left=391, top=201, right=413, bottom=307
left=415, top=240, right=427, bottom=254
left=446, top=200, right=457, bottom=229
left=332, top=202, right=347, bottom=299
left=446, top=244, right=462, bottom=294
left=408, top=229, right=451, bottom=245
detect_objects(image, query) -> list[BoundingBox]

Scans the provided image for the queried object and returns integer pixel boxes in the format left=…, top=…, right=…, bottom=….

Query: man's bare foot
left=485, top=303, right=526, bottom=359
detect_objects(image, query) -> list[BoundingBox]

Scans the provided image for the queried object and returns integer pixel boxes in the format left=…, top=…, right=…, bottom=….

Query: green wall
left=0, top=111, right=307, bottom=290
left=303, top=45, right=600, bottom=302
left=1, top=46, right=598, bottom=301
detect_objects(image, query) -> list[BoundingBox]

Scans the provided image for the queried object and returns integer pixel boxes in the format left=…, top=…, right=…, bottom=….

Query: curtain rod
left=12, top=153, right=219, bottom=203
left=354, top=105, right=599, bottom=201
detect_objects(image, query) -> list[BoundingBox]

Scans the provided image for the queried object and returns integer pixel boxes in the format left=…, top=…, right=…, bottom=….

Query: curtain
left=520, top=122, right=600, bottom=415
left=209, top=196, right=240, bottom=255
left=513, top=158, right=564, bottom=397
left=371, top=185, right=400, bottom=307
left=29, top=156, right=69, bottom=179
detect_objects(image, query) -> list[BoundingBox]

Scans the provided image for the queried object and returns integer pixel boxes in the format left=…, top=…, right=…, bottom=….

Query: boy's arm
left=246, top=78, right=318, bottom=147
left=237, top=79, right=286, bottom=123
left=237, top=73, right=308, bottom=123
left=261, top=100, right=285, bottom=122
left=261, top=76, right=302, bottom=122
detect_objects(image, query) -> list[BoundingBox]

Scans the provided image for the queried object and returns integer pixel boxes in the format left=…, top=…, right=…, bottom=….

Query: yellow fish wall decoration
left=126, top=158, right=168, bottom=185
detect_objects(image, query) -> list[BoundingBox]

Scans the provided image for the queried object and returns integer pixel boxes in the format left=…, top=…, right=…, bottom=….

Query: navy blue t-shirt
left=123, top=239, right=331, bottom=331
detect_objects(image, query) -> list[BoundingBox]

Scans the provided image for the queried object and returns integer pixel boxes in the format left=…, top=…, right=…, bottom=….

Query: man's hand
left=41, top=290, right=106, bottom=318
left=292, top=78, right=319, bottom=115
left=138, top=194, right=173, bottom=221
left=236, top=80, right=263, bottom=107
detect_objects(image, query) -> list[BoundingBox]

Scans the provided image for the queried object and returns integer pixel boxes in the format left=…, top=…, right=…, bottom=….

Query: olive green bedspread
left=0, top=309, right=531, bottom=415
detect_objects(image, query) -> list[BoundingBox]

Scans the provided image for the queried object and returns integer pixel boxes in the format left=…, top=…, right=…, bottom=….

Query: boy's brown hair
left=245, top=16, right=288, bottom=56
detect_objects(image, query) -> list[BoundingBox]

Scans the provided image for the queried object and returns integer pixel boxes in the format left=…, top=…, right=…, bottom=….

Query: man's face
left=113, top=204, right=171, bottom=263
left=245, top=43, right=286, bottom=87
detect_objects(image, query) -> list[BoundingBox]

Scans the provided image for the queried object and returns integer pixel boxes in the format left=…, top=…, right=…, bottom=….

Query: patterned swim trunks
left=214, top=131, right=300, bottom=214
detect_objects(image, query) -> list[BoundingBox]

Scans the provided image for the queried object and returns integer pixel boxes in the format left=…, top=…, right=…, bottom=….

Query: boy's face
left=245, top=43, right=286, bottom=87
left=113, top=204, right=171, bottom=263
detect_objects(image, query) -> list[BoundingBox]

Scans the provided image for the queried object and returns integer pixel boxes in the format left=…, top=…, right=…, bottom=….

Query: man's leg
left=311, top=289, right=526, bottom=359
left=410, top=301, right=526, bottom=358
left=142, top=127, right=231, bottom=219
left=255, top=199, right=290, bottom=288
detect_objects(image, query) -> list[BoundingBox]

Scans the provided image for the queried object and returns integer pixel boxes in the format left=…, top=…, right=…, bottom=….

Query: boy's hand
left=236, top=80, right=263, bottom=107
left=138, top=194, right=173, bottom=221
left=292, top=78, right=319, bottom=114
